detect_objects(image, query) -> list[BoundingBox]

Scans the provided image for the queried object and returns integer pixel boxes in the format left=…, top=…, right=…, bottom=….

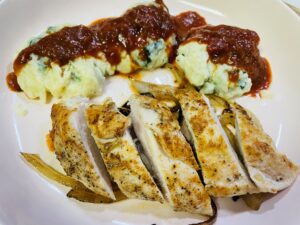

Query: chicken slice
left=51, top=101, right=115, bottom=199
left=175, top=89, right=257, bottom=197
left=129, top=95, right=213, bottom=216
left=132, top=81, right=257, bottom=197
left=233, top=103, right=299, bottom=193
left=85, top=99, right=164, bottom=202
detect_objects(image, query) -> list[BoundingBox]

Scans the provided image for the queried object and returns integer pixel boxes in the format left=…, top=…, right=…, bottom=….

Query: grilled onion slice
left=242, top=193, right=273, bottom=210
left=20, top=152, right=126, bottom=203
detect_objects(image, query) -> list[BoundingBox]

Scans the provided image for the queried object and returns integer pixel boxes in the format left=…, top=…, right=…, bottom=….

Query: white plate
left=1, top=0, right=300, bottom=224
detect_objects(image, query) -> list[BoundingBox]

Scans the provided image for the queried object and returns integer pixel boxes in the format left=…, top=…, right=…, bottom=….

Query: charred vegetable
left=67, top=186, right=127, bottom=203
left=21, top=152, right=84, bottom=188
left=241, top=193, right=273, bottom=210
left=20, top=152, right=126, bottom=203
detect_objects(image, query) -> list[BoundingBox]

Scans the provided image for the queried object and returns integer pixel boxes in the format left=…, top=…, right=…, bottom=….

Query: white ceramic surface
left=284, top=0, right=300, bottom=9
left=0, top=0, right=300, bottom=224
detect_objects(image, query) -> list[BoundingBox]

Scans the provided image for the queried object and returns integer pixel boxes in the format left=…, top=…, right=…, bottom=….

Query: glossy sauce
left=251, top=58, right=272, bottom=95
left=186, top=25, right=272, bottom=94
left=89, top=18, right=113, bottom=27
left=228, top=70, right=240, bottom=83
left=168, top=11, right=207, bottom=61
left=173, top=11, right=206, bottom=40
left=13, top=2, right=176, bottom=73
left=8, top=1, right=271, bottom=96
left=13, top=25, right=100, bottom=74
left=91, top=3, right=176, bottom=64
left=6, top=72, right=21, bottom=92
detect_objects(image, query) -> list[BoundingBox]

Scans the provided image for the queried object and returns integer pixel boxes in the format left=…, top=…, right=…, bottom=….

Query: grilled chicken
left=51, top=101, right=115, bottom=199
left=233, top=103, right=299, bottom=193
left=131, top=81, right=257, bottom=197
left=175, top=89, right=257, bottom=197
left=129, top=95, right=213, bottom=215
left=85, top=99, right=164, bottom=202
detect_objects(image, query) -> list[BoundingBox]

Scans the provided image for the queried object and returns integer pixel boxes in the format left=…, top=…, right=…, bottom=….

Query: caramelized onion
left=242, top=193, right=273, bottom=210
left=20, top=152, right=127, bottom=203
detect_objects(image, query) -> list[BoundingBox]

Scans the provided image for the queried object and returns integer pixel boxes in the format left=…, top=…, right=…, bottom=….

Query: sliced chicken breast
left=131, top=81, right=257, bottom=197
left=85, top=99, right=164, bottom=202
left=233, top=103, right=299, bottom=193
left=51, top=101, right=115, bottom=199
left=129, top=95, right=213, bottom=216
left=175, top=89, right=257, bottom=197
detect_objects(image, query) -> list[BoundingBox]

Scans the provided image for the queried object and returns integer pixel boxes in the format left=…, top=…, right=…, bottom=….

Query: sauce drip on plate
left=6, top=72, right=21, bottom=92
